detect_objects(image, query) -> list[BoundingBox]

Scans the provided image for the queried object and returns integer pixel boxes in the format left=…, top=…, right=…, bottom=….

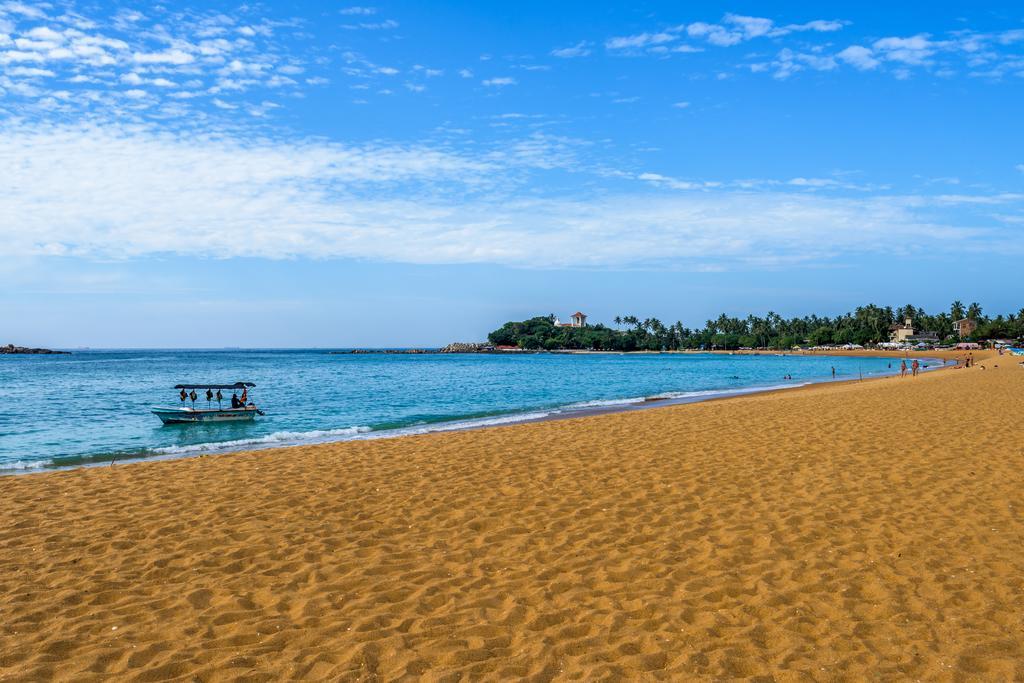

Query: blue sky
left=1, top=0, right=1022, bottom=347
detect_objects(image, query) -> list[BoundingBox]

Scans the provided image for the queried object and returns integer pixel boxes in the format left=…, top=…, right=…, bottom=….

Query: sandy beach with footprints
left=2, top=350, right=1023, bottom=680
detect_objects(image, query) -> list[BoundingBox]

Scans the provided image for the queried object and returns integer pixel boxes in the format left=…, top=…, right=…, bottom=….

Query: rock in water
left=439, top=342, right=489, bottom=353
left=1, top=344, right=70, bottom=355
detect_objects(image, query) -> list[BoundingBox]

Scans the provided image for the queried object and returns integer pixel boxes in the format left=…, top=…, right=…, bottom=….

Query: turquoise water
left=0, top=350, right=922, bottom=472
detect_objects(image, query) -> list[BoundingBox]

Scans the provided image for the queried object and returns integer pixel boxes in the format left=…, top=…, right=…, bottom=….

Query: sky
left=0, top=0, right=1022, bottom=347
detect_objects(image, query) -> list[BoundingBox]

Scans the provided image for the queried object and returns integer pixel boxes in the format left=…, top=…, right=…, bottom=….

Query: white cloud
left=788, top=177, right=840, bottom=187
left=342, top=19, right=398, bottom=30
left=784, top=20, right=844, bottom=33
left=1, top=2, right=46, bottom=19
left=132, top=49, right=195, bottom=65
left=872, top=34, right=940, bottom=65
left=685, top=22, right=741, bottom=47
left=610, top=14, right=844, bottom=53
left=458, top=68, right=473, bottom=78
left=483, top=77, right=516, bottom=87
left=672, top=101, right=690, bottom=108
left=606, top=31, right=676, bottom=50
left=5, top=65, right=53, bottom=77
left=722, top=14, right=774, bottom=40
left=1016, top=164, right=1024, bottom=173
left=0, top=48, right=46, bottom=62
left=0, top=122, right=1012, bottom=269
left=340, top=7, right=376, bottom=15
left=837, top=45, right=880, bottom=70
left=551, top=41, right=591, bottom=58
left=0, top=5, right=313, bottom=119
left=24, top=26, right=64, bottom=43
left=638, top=172, right=717, bottom=190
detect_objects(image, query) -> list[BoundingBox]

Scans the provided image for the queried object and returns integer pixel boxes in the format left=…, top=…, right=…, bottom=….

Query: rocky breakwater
left=328, top=343, right=497, bottom=354
left=438, top=342, right=492, bottom=353
left=2, top=344, right=69, bottom=354
left=330, top=348, right=438, bottom=355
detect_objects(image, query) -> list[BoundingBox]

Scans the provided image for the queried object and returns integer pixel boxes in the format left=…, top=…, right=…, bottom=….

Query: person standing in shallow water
left=911, top=359, right=920, bottom=377
left=831, top=366, right=835, bottom=378
left=900, top=360, right=908, bottom=378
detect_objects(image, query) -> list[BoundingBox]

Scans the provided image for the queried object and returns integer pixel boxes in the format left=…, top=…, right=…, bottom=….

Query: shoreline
left=4, top=351, right=956, bottom=476
left=1, top=348, right=1019, bottom=679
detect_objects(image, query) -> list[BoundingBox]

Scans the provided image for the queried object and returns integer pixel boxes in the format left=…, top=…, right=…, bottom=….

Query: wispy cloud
left=341, top=19, right=398, bottom=30
left=551, top=41, right=591, bottom=58
left=607, top=13, right=843, bottom=53
left=0, top=121, right=1015, bottom=269
left=482, top=76, right=516, bottom=87
left=606, top=31, right=676, bottom=50
left=599, top=12, right=1024, bottom=82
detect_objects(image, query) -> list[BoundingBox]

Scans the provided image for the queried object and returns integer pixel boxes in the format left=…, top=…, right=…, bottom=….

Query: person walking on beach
left=900, top=360, right=907, bottom=378
left=911, top=359, right=920, bottom=377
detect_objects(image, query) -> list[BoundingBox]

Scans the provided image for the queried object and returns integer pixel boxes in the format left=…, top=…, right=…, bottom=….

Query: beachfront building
left=889, top=317, right=915, bottom=343
left=555, top=311, right=588, bottom=328
left=906, top=331, right=940, bottom=345
left=954, top=318, right=978, bottom=338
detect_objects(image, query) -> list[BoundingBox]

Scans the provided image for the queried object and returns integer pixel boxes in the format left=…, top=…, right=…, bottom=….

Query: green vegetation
left=487, top=302, right=1024, bottom=351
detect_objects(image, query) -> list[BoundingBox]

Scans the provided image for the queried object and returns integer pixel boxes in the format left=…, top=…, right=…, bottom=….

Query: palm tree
left=967, top=302, right=983, bottom=321
left=613, top=316, right=623, bottom=328
left=950, top=300, right=965, bottom=320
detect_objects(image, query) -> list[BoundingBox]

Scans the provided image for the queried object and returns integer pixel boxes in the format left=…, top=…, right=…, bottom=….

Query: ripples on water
left=0, top=350, right=912, bottom=472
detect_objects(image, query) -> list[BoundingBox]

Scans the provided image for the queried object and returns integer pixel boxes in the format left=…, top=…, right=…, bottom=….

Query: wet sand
left=2, top=351, right=1022, bottom=680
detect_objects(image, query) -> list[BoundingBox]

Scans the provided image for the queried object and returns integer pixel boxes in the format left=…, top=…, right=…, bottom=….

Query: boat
left=151, top=382, right=265, bottom=424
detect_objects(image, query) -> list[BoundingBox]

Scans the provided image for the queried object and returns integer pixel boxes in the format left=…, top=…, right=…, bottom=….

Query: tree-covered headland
left=487, top=302, right=1023, bottom=351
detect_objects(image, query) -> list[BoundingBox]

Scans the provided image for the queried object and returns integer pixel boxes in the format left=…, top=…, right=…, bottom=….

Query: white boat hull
left=151, top=406, right=259, bottom=424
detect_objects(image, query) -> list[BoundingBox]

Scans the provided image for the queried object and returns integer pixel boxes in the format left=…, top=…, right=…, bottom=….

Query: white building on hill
left=555, top=311, right=588, bottom=328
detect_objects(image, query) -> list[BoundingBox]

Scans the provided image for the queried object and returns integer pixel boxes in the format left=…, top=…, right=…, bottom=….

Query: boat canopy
left=173, top=382, right=255, bottom=390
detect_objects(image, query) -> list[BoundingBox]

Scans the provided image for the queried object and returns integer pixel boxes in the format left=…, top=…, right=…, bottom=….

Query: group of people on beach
left=899, top=359, right=921, bottom=378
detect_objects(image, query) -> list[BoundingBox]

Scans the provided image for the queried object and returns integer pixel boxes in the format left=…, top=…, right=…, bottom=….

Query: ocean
left=0, top=350, right=922, bottom=473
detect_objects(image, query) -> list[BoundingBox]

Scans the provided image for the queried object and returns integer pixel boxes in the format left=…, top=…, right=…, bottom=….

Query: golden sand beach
left=2, top=351, right=1022, bottom=680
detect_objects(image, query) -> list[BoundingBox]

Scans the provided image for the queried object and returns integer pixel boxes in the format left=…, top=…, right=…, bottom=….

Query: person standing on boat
left=240, top=387, right=248, bottom=405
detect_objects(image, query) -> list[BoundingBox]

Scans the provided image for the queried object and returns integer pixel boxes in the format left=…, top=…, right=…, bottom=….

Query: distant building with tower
left=889, top=317, right=915, bottom=343
left=555, top=311, right=588, bottom=328
left=889, top=317, right=939, bottom=344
